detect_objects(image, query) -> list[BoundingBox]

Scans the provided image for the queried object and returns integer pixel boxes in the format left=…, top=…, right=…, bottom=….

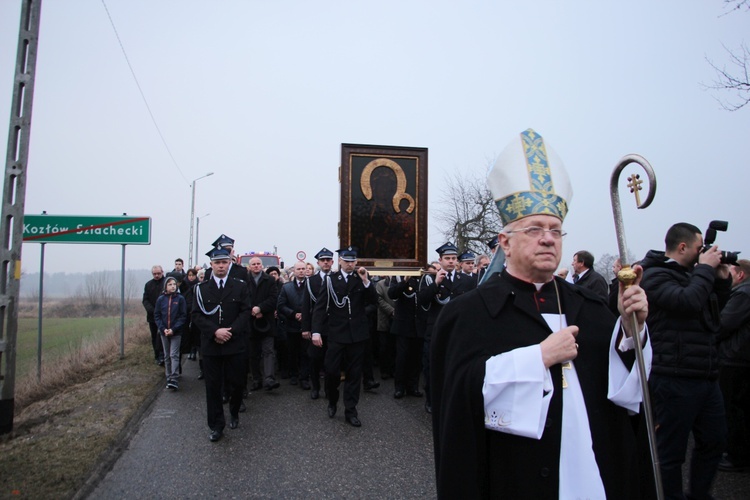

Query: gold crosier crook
left=610, top=154, right=663, bottom=500
left=360, top=158, right=416, bottom=214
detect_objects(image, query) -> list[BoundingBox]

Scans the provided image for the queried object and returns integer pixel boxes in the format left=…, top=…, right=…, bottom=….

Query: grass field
left=14, top=315, right=141, bottom=381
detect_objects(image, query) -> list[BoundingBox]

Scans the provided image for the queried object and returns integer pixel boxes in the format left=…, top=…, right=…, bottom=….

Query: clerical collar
left=502, top=269, right=556, bottom=293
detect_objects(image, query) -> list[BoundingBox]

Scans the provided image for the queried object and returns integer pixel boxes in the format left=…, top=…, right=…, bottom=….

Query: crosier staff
left=610, top=154, right=663, bottom=500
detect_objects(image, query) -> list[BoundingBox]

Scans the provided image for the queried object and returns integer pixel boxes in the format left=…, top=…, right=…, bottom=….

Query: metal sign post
left=22, top=213, right=152, bottom=372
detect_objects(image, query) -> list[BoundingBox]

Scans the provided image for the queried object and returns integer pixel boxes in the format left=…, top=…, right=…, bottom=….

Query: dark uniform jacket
left=418, top=270, right=475, bottom=340
left=247, top=271, right=280, bottom=338
left=311, top=270, right=377, bottom=344
left=277, top=279, right=307, bottom=333
left=388, top=276, right=421, bottom=337
left=431, top=270, right=646, bottom=499
left=191, top=276, right=252, bottom=356
left=301, top=272, right=328, bottom=333
left=718, top=279, right=750, bottom=367
left=641, top=250, right=732, bottom=379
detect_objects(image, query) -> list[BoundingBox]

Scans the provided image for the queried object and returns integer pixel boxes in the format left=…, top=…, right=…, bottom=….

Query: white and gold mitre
left=488, top=128, right=573, bottom=225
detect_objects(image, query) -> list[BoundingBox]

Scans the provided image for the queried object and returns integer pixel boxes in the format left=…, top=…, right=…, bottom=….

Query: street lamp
left=188, top=172, right=214, bottom=268
left=195, top=213, right=210, bottom=267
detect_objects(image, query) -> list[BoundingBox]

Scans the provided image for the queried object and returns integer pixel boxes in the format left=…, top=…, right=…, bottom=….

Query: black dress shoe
left=363, top=380, right=380, bottom=391
left=264, top=380, right=280, bottom=391
left=239, top=401, right=247, bottom=413
left=346, top=416, right=362, bottom=427
left=327, top=404, right=337, bottom=418
left=209, top=429, right=223, bottom=442
left=250, top=381, right=262, bottom=391
left=425, top=402, right=432, bottom=414
left=310, top=389, right=320, bottom=400
left=394, top=390, right=405, bottom=399
left=229, top=416, right=239, bottom=429
left=197, top=371, right=204, bottom=380
left=300, top=380, right=311, bottom=390
left=407, top=388, right=424, bottom=397
left=718, top=455, right=750, bottom=472
left=290, top=376, right=298, bottom=386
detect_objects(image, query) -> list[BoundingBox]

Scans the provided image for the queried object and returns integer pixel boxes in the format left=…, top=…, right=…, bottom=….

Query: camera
left=702, top=220, right=740, bottom=265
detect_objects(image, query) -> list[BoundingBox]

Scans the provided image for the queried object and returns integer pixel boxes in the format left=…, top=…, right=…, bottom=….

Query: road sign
left=296, top=250, right=306, bottom=261
left=23, top=214, right=151, bottom=245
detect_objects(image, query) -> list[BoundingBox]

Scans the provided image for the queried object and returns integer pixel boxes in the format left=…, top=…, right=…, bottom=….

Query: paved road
left=88, top=360, right=436, bottom=499
left=87, top=359, right=750, bottom=499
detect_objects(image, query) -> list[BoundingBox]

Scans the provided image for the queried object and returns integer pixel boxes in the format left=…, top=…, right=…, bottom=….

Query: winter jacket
left=154, top=291, right=187, bottom=336
left=718, top=280, right=750, bottom=367
left=640, top=250, right=732, bottom=379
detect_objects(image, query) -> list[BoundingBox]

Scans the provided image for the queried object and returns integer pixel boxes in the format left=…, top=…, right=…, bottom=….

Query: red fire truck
left=236, top=251, right=284, bottom=269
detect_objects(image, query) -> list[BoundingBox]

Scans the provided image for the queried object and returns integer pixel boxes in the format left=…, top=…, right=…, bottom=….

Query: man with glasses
left=142, top=265, right=166, bottom=365
left=431, top=129, right=653, bottom=498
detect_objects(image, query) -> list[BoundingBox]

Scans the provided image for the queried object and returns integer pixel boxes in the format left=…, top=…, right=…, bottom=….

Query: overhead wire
left=100, top=0, right=190, bottom=186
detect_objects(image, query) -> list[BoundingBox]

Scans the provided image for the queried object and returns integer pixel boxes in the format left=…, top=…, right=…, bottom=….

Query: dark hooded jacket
left=640, top=250, right=732, bottom=379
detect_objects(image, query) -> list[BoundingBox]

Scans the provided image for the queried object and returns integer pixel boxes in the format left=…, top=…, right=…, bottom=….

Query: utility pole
left=0, top=0, right=43, bottom=435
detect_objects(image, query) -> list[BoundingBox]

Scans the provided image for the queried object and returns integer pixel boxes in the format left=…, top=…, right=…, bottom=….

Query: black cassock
left=431, top=270, right=653, bottom=499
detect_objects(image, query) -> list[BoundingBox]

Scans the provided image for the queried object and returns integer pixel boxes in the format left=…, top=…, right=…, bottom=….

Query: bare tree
left=704, top=1, right=750, bottom=110
left=84, top=271, right=116, bottom=310
left=435, top=170, right=503, bottom=254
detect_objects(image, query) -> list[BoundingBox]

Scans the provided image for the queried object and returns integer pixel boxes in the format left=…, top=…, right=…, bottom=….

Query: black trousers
left=286, top=330, right=311, bottom=381
left=308, top=337, right=328, bottom=391
left=719, top=365, right=750, bottom=462
left=395, top=336, right=423, bottom=391
left=325, top=340, right=366, bottom=418
left=203, top=352, right=246, bottom=431
left=148, top=321, right=164, bottom=360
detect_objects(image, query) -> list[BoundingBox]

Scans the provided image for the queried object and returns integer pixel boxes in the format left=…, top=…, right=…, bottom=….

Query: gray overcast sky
left=1, top=0, right=748, bottom=275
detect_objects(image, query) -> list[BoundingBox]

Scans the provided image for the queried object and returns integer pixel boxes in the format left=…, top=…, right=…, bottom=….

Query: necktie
left=447, top=272, right=453, bottom=283
left=219, top=279, right=224, bottom=290
left=344, top=273, right=348, bottom=283
left=573, top=274, right=579, bottom=283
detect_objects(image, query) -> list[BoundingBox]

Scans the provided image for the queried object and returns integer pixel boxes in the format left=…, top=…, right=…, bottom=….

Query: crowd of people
left=142, top=129, right=750, bottom=497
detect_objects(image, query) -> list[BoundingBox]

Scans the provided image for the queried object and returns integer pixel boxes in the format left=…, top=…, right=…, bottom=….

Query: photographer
left=640, top=222, right=732, bottom=499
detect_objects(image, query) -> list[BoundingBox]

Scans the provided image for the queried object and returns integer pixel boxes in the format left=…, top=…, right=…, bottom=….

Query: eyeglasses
left=505, top=226, right=567, bottom=239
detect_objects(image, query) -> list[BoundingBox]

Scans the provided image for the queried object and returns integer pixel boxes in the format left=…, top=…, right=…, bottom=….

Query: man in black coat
left=246, top=256, right=281, bottom=391
left=277, top=261, right=311, bottom=390
left=641, top=222, right=732, bottom=498
left=192, top=248, right=252, bottom=442
left=311, top=246, right=377, bottom=427
left=418, top=242, right=475, bottom=413
left=142, top=265, right=166, bottom=365
left=571, top=250, right=609, bottom=302
left=718, top=259, right=750, bottom=472
left=302, top=248, right=335, bottom=400
left=388, top=274, right=423, bottom=399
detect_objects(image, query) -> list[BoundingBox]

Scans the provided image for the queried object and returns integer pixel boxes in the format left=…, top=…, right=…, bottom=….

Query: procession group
left=142, top=128, right=750, bottom=499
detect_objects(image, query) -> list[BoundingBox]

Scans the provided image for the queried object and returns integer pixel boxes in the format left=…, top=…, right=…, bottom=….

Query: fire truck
left=236, top=251, right=284, bottom=269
